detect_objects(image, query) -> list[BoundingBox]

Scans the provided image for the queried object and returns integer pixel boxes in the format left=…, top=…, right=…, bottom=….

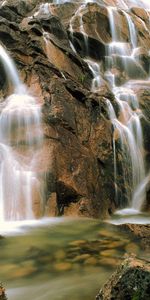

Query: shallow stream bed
left=0, top=217, right=149, bottom=300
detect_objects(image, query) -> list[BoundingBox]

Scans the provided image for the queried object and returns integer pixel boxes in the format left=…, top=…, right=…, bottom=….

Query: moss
left=132, top=290, right=141, bottom=300
left=78, top=73, right=86, bottom=84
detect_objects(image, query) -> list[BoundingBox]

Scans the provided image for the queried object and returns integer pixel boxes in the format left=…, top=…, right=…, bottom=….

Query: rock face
left=0, top=0, right=150, bottom=218
left=96, top=256, right=150, bottom=300
left=0, top=0, right=115, bottom=218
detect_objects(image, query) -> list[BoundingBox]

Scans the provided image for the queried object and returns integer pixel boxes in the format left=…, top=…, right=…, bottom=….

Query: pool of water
left=107, top=210, right=150, bottom=225
left=0, top=217, right=149, bottom=300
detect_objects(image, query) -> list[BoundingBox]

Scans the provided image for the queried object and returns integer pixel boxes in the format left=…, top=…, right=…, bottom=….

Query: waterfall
left=85, top=59, right=102, bottom=92
left=67, top=0, right=149, bottom=212
left=106, top=5, right=146, bottom=211
left=1, top=0, right=149, bottom=221
left=0, top=45, right=43, bottom=221
left=0, top=45, right=22, bottom=91
left=69, top=3, right=89, bottom=56
left=123, top=11, right=137, bottom=49
left=34, top=3, right=51, bottom=17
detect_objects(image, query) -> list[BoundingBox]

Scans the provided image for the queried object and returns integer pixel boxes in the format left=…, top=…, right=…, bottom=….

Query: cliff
left=0, top=0, right=150, bottom=218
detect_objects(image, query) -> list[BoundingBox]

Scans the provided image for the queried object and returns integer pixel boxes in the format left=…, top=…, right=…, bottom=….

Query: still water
left=0, top=217, right=149, bottom=300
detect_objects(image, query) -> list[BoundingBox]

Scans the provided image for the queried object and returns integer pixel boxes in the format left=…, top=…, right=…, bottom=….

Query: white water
left=106, top=4, right=147, bottom=211
left=69, top=3, right=89, bottom=56
left=34, top=3, right=51, bottom=17
left=0, top=45, right=22, bottom=90
left=85, top=59, right=102, bottom=91
left=0, top=0, right=150, bottom=224
left=123, top=11, right=137, bottom=49
left=0, top=45, right=43, bottom=222
left=66, top=0, right=149, bottom=213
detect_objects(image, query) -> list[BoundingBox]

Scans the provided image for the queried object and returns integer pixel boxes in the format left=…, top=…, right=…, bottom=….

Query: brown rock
left=0, top=284, right=7, bottom=300
left=119, top=224, right=150, bottom=250
left=131, top=7, right=149, bottom=25
left=1, top=0, right=150, bottom=219
left=96, top=255, right=150, bottom=300
left=53, top=262, right=72, bottom=272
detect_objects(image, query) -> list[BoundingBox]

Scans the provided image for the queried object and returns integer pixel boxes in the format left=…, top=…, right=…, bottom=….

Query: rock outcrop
left=0, top=0, right=150, bottom=217
left=96, top=255, right=150, bottom=300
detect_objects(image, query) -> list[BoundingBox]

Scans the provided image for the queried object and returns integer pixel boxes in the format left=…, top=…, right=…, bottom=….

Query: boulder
left=119, top=224, right=150, bottom=250
left=96, top=255, right=150, bottom=300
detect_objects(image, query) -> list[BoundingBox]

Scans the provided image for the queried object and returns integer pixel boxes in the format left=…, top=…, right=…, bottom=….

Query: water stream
left=67, top=0, right=150, bottom=214
left=104, top=3, right=148, bottom=213
left=0, top=218, right=149, bottom=300
left=62, top=0, right=150, bottom=218
left=0, top=45, right=43, bottom=221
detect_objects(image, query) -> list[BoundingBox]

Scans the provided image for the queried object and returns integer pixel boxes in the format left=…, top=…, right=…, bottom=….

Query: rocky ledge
left=96, top=255, right=150, bottom=300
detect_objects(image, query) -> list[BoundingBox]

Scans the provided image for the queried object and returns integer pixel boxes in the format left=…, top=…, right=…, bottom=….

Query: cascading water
left=0, top=45, right=43, bottom=221
left=66, top=0, right=150, bottom=214
left=69, top=3, right=103, bottom=92
left=105, top=5, right=146, bottom=212
left=0, top=45, right=22, bottom=90
left=0, top=3, right=150, bottom=300
left=85, top=60, right=102, bottom=92
left=3, top=0, right=149, bottom=220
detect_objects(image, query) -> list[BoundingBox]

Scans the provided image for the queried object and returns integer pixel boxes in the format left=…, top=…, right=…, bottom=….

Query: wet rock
left=96, top=255, right=150, bottom=300
left=100, top=249, right=118, bottom=256
left=125, top=242, right=140, bottom=253
left=0, top=0, right=116, bottom=218
left=119, top=224, right=150, bottom=250
left=69, top=240, right=87, bottom=247
left=133, top=14, right=150, bottom=49
left=131, top=7, right=150, bottom=25
left=84, top=257, right=97, bottom=265
left=73, top=254, right=91, bottom=263
left=133, top=47, right=150, bottom=74
left=1, top=0, right=150, bottom=218
left=13, top=262, right=37, bottom=278
left=53, top=262, right=72, bottom=272
left=0, top=284, right=7, bottom=300
left=99, top=257, right=120, bottom=267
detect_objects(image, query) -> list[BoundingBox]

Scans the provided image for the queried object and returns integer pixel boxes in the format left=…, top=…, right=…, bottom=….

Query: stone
left=99, top=257, right=120, bottom=267
left=96, top=256, right=150, bottom=300
left=53, top=262, right=72, bottom=272
left=119, top=224, right=150, bottom=250
left=100, top=249, right=118, bottom=257
left=69, top=240, right=87, bottom=247
left=73, top=254, right=91, bottom=262
left=84, top=256, right=97, bottom=265
left=0, top=284, right=7, bottom=300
